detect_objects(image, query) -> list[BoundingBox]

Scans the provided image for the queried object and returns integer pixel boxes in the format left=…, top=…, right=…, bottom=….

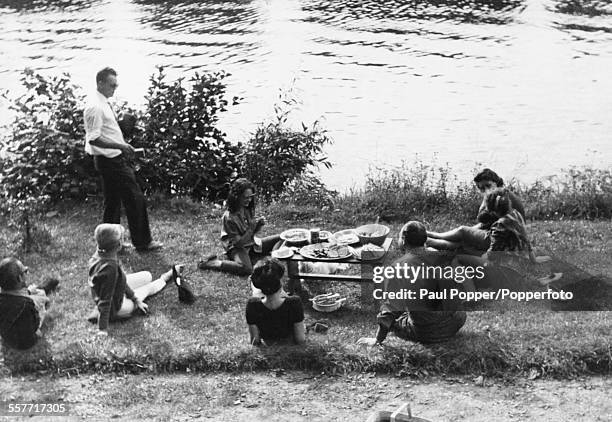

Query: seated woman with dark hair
left=0, top=258, right=59, bottom=349
left=427, top=168, right=526, bottom=253
left=199, top=178, right=281, bottom=276
left=245, top=257, right=305, bottom=346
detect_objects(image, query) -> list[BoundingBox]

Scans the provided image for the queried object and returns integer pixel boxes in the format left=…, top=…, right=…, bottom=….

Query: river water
left=1, top=0, right=611, bottom=190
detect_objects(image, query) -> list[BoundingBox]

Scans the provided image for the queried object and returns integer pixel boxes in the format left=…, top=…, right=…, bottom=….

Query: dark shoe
left=39, top=277, right=60, bottom=295
left=135, top=241, right=163, bottom=252
left=173, top=265, right=195, bottom=304
left=197, top=254, right=218, bottom=270
left=87, top=308, right=99, bottom=324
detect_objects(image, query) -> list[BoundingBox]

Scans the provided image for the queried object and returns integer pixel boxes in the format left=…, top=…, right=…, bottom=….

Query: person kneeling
left=88, top=224, right=188, bottom=336
left=0, top=258, right=59, bottom=349
left=358, top=221, right=466, bottom=347
left=246, top=257, right=305, bottom=346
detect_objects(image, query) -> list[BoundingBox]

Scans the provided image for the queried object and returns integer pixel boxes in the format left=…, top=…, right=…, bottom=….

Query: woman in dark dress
left=245, top=258, right=305, bottom=346
left=198, top=178, right=281, bottom=276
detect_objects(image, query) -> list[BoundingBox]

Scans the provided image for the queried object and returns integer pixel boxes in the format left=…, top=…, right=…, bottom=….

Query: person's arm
left=84, top=105, right=134, bottom=156
left=248, top=324, right=263, bottom=346
left=356, top=324, right=388, bottom=347
left=222, top=217, right=256, bottom=249
left=293, top=321, right=306, bottom=345
left=91, top=263, right=118, bottom=332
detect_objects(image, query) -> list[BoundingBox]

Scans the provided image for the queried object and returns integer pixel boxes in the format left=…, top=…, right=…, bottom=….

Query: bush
left=134, top=67, right=242, bottom=201
left=0, top=69, right=97, bottom=202
left=240, top=99, right=332, bottom=202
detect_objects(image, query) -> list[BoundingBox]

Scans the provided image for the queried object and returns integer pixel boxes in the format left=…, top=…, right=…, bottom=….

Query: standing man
left=84, top=67, right=162, bottom=252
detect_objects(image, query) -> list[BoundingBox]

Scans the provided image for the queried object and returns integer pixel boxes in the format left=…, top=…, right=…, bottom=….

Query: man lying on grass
left=246, top=257, right=305, bottom=346
left=0, top=257, right=59, bottom=349
left=87, top=224, right=193, bottom=336
left=358, top=221, right=466, bottom=346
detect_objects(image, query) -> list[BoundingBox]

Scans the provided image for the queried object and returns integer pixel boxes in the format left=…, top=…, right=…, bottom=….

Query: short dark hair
left=96, top=67, right=117, bottom=84
left=474, top=168, right=504, bottom=187
left=251, top=257, right=284, bottom=296
left=0, top=257, right=23, bottom=290
left=485, top=187, right=511, bottom=216
left=399, top=221, right=427, bottom=248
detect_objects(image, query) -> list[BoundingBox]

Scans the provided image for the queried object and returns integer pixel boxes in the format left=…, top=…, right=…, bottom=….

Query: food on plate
left=358, top=230, right=385, bottom=237
left=302, top=243, right=350, bottom=259
left=272, top=247, right=294, bottom=259
left=281, top=229, right=309, bottom=242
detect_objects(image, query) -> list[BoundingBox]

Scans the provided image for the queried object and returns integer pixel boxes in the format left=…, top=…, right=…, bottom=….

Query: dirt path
left=1, top=372, right=611, bottom=421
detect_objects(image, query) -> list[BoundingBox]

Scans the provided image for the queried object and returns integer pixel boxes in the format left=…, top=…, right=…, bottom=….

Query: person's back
left=0, top=292, right=39, bottom=349
left=246, top=257, right=305, bottom=345
left=246, top=295, right=303, bottom=343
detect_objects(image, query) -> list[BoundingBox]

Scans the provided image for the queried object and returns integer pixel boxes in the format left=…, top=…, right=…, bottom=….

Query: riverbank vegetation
left=0, top=69, right=610, bottom=379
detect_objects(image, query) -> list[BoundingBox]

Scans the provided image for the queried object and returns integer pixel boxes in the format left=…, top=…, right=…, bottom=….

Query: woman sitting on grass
left=0, top=258, right=59, bottom=349
left=246, top=257, right=305, bottom=346
left=427, top=168, right=525, bottom=253
left=198, top=178, right=281, bottom=276
left=87, top=224, right=191, bottom=336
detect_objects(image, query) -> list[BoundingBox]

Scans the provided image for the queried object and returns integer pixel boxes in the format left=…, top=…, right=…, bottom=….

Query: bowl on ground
left=355, top=224, right=390, bottom=246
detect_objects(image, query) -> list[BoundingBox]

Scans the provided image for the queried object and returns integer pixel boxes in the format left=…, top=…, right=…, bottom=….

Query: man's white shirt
left=83, top=91, right=127, bottom=158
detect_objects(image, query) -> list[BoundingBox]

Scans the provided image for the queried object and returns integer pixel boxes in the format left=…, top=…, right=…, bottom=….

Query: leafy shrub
left=0, top=69, right=97, bottom=202
left=240, top=100, right=332, bottom=202
left=134, top=67, right=242, bottom=201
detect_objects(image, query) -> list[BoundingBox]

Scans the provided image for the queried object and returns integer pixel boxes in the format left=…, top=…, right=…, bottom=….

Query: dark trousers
left=94, top=155, right=152, bottom=248
left=220, top=235, right=282, bottom=276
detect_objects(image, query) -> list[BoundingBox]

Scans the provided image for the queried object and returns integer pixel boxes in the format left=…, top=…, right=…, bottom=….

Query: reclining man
left=358, top=221, right=466, bottom=346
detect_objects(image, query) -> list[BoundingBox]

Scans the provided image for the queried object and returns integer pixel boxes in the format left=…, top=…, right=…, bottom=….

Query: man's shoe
left=87, top=308, right=99, bottom=324
left=135, top=241, right=163, bottom=252
left=39, top=277, right=60, bottom=295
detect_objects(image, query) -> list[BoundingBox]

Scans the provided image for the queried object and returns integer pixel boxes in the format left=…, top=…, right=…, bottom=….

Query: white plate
left=272, top=247, right=294, bottom=259
left=332, top=229, right=360, bottom=245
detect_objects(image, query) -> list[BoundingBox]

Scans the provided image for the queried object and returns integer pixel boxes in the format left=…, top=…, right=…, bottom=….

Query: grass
left=0, top=198, right=610, bottom=379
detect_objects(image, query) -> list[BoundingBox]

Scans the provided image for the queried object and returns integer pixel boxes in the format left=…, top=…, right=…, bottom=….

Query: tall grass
left=331, top=163, right=611, bottom=225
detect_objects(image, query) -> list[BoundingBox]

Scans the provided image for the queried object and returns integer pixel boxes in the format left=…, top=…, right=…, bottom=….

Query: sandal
left=173, top=264, right=195, bottom=304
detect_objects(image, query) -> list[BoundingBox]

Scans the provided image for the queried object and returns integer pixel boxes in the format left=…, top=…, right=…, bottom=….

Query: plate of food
left=272, top=247, right=294, bottom=259
left=299, top=243, right=352, bottom=261
left=280, top=228, right=310, bottom=245
left=332, top=229, right=360, bottom=245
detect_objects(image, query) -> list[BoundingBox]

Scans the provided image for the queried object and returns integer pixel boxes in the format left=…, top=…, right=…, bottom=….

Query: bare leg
left=427, top=226, right=467, bottom=242
left=426, top=238, right=462, bottom=250
left=117, top=270, right=171, bottom=317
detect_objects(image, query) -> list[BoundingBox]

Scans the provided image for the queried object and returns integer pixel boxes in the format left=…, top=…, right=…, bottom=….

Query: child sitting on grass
left=246, top=257, right=305, bottom=346
left=87, top=224, right=192, bottom=336
left=0, top=257, right=59, bottom=349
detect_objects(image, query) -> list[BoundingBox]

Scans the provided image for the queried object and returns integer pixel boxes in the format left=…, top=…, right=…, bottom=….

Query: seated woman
left=427, top=168, right=525, bottom=253
left=0, top=258, right=59, bottom=349
left=245, top=257, right=305, bottom=346
left=88, top=224, right=190, bottom=335
left=198, top=178, right=281, bottom=276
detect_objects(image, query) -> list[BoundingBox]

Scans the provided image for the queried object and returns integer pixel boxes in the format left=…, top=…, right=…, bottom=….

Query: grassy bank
left=1, top=198, right=610, bottom=379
